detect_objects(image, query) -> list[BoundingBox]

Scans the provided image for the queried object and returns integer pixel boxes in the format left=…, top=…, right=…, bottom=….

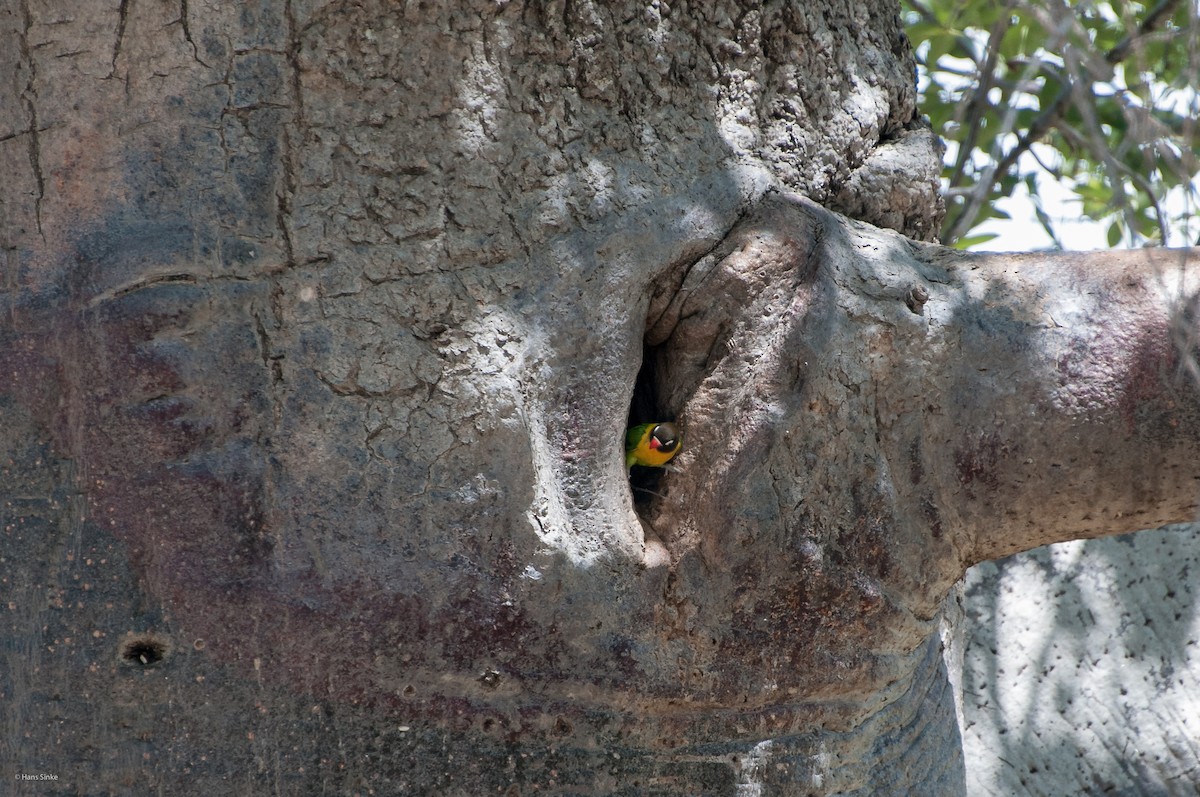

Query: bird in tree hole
left=625, top=422, right=682, bottom=471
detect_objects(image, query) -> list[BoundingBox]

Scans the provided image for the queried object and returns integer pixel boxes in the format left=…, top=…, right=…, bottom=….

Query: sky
left=972, top=173, right=1105, bottom=252
left=973, top=170, right=1198, bottom=253
left=956, top=138, right=1198, bottom=254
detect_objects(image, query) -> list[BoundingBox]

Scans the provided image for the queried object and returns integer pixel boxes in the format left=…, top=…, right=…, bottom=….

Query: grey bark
left=961, top=524, right=1200, bottom=796
left=1, top=1, right=1197, bottom=795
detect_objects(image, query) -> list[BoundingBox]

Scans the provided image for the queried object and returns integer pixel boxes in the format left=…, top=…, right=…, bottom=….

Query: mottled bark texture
left=1, top=1, right=1196, bottom=795
left=962, top=524, right=1200, bottom=796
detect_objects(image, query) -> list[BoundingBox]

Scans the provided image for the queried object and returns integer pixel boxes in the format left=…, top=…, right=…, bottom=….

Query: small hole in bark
left=119, top=633, right=170, bottom=667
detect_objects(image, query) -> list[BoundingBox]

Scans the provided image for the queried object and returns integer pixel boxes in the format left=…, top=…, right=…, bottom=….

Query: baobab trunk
left=1, top=1, right=1197, bottom=795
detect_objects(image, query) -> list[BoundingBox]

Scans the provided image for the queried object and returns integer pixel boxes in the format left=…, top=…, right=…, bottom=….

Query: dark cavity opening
left=627, top=339, right=675, bottom=507
left=120, top=634, right=169, bottom=667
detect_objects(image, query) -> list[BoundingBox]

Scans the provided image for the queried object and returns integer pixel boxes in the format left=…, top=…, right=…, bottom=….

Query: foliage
left=904, top=0, right=1200, bottom=248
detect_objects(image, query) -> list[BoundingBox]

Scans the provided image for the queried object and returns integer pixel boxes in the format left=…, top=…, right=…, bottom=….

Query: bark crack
left=274, top=0, right=304, bottom=272
left=110, top=0, right=131, bottom=78
left=177, top=0, right=209, bottom=68
left=85, top=272, right=254, bottom=307
left=17, top=0, right=44, bottom=238
left=250, top=303, right=284, bottom=429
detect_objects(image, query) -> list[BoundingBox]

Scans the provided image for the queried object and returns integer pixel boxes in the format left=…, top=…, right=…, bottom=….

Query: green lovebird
left=625, top=422, right=682, bottom=471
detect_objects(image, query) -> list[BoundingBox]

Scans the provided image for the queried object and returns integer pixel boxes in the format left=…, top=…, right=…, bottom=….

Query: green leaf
left=997, top=23, right=1025, bottom=61
left=1106, top=221, right=1122, bottom=247
left=907, top=0, right=1200, bottom=248
left=925, top=33, right=962, bottom=70
left=953, top=233, right=1000, bottom=250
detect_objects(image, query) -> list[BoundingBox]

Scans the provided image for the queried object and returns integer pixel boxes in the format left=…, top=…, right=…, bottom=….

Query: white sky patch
left=971, top=147, right=1200, bottom=252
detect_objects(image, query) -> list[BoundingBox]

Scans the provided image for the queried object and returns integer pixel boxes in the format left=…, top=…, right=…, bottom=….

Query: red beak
left=649, top=438, right=661, bottom=450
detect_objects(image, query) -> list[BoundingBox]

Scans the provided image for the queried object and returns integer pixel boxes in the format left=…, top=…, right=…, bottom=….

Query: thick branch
left=928, top=246, right=1200, bottom=563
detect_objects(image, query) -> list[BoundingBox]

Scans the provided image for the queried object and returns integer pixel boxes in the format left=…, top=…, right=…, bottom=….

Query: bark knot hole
left=905, top=285, right=929, bottom=314
left=119, top=633, right=170, bottom=667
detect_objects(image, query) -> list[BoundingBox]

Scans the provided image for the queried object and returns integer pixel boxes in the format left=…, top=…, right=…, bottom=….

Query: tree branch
left=944, top=0, right=1185, bottom=242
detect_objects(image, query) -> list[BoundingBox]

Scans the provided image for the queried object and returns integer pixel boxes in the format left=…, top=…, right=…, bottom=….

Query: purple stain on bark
left=954, top=430, right=1009, bottom=496
left=908, top=437, right=924, bottom=485
left=920, top=496, right=943, bottom=539
left=1116, top=327, right=1179, bottom=436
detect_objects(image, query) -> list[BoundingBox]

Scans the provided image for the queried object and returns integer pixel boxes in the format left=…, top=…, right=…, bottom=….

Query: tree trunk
left=2, top=1, right=1197, bottom=794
